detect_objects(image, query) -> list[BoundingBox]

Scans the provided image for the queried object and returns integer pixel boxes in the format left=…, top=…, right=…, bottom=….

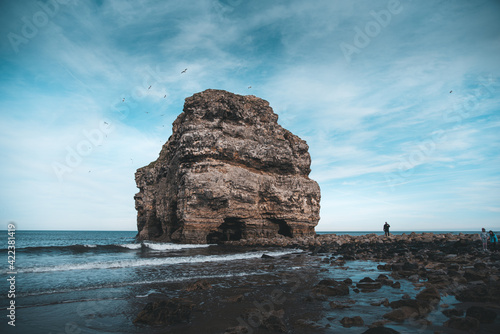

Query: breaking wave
left=17, top=249, right=299, bottom=273
left=9, top=242, right=211, bottom=254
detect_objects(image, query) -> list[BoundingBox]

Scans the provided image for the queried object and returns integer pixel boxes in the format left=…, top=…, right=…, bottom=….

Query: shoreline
left=133, top=233, right=500, bottom=333
left=5, top=232, right=499, bottom=333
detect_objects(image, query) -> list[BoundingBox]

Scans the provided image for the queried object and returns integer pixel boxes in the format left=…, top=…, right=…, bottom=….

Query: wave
left=142, top=242, right=210, bottom=251
left=6, top=242, right=211, bottom=254
left=15, top=249, right=300, bottom=274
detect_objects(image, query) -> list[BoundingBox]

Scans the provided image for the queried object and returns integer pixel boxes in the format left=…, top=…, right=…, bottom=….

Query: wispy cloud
left=0, top=0, right=499, bottom=231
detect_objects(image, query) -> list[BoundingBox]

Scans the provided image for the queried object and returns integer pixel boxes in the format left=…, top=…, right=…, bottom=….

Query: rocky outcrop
left=135, top=89, right=321, bottom=243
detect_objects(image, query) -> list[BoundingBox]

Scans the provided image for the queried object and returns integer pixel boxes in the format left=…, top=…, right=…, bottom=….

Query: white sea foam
left=119, top=243, right=142, bottom=250
left=135, top=289, right=159, bottom=298
left=142, top=242, right=211, bottom=251
left=18, top=249, right=300, bottom=273
left=83, top=244, right=97, bottom=248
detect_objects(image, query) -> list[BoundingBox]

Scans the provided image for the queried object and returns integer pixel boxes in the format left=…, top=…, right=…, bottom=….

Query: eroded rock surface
left=135, top=89, right=321, bottom=243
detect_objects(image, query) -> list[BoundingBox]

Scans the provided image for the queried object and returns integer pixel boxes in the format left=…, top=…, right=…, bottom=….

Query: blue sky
left=0, top=0, right=499, bottom=232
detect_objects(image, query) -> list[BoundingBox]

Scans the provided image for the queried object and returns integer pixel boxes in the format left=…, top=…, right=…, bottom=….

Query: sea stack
left=134, top=89, right=321, bottom=244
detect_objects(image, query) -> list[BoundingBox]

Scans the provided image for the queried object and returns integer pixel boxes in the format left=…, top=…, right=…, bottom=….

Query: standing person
left=480, top=228, right=488, bottom=251
left=383, top=222, right=390, bottom=236
left=489, top=231, right=498, bottom=252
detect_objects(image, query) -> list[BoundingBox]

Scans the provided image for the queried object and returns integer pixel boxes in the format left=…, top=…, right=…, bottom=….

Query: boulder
left=340, top=316, right=364, bottom=327
left=184, top=279, right=212, bottom=291
left=389, top=299, right=432, bottom=316
left=442, top=308, right=464, bottom=318
left=135, top=89, right=320, bottom=243
left=415, top=286, right=440, bottom=303
left=455, top=283, right=490, bottom=302
left=313, top=279, right=349, bottom=297
left=383, top=307, right=419, bottom=322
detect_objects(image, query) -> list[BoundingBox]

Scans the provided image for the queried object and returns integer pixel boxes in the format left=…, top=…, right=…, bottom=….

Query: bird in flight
left=104, top=121, right=108, bottom=125
left=181, top=68, right=187, bottom=74
left=122, top=98, right=125, bottom=102
left=163, top=95, right=166, bottom=98
left=450, top=90, right=453, bottom=93
left=148, top=85, right=152, bottom=90
left=248, top=86, right=251, bottom=89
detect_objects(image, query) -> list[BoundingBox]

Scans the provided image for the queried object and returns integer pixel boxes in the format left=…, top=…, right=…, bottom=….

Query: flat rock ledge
left=224, top=232, right=478, bottom=249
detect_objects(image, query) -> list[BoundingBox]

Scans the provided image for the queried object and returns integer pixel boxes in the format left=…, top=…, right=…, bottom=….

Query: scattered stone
left=225, top=294, right=244, bottom=303
left=455, top=282, right=500, bottom=303
left=294, top=319, right=323, bottom=329
left=360, top=277, right=375, bottom=283
left=313, top=279, right=349, bottom=297
left=416, top=286, right=440, bottom=303
left=340, top=316, right=364, bottom=327
left=184, top=279, right=212, bottom=291
left=442, top=308, right=464, bottom=318
left=363, top=326, right=400, bottom=334
left=413, top=318, right=432, bottom=327
left=370, top=298, right=389, bottom=307
left=224, top=326, right=249, bottom=334
left=466, top=305, right=497, bottom=323
left=383, top=307, right=419, bottom=322
left=444, top=316, right=480, bottom=331
left=329, top=301, right=352, bottom=309
left=357, top=281, right=383, bottom=291
left=134, top=298, right=193, bottom=325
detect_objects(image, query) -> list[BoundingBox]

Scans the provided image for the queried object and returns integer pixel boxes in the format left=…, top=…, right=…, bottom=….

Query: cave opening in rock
left=206, top=217, right=245, bottom=243
left=270, top=219, right=293, bottom=237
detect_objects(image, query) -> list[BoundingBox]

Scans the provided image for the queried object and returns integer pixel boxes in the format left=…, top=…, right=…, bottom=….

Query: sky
left=0, top=0, right=499, bottom=232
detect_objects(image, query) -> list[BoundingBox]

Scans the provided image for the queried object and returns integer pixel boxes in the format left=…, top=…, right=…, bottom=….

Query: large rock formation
left=134, top=89, right=320, bottom=244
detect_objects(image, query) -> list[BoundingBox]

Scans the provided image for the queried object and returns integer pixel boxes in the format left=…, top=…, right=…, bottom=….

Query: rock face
left=135, top=89, right=321, bottom=243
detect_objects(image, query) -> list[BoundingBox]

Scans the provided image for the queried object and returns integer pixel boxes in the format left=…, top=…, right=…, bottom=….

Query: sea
left=0, top=230, right=479, bottom=333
